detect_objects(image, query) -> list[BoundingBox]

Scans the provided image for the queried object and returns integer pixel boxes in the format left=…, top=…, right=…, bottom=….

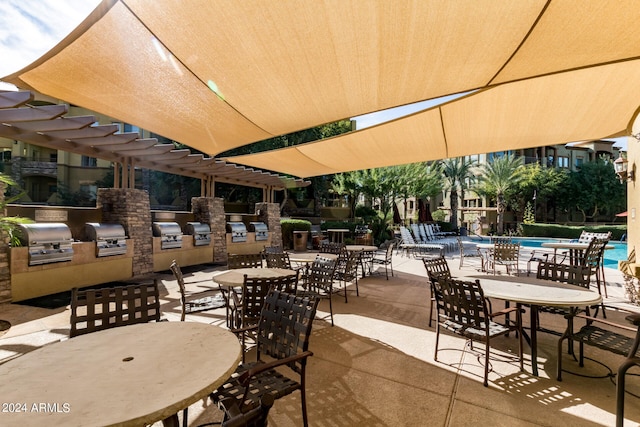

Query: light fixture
left=614, top=154, right=634, bottom=182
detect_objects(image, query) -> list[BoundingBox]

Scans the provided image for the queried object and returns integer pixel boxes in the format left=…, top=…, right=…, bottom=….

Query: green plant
left=432, top=209, right=447, bottom=222
left=280, top=219, right=311, bottom=249
left=523, top=201, right=535, bottom=224
left=0, top=174, right=33, bottom=246
left=520, top=223, right=627, bottom=240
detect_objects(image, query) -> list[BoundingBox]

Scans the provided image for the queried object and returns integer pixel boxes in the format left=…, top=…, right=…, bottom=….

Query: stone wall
left=256, top=202, right=282, bottom=248
left=97, top=188, right=153, bottom=276
left=192, top=197, right=227, bottom=264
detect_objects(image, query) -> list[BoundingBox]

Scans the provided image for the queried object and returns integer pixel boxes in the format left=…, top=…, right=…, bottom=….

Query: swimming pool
left=477, top=237, right=628, bottom=268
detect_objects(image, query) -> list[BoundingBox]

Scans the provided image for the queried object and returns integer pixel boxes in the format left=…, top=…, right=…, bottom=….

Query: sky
left=0, top=0, right=100, bottom=80
left=0, top=0, right=628, bottom=150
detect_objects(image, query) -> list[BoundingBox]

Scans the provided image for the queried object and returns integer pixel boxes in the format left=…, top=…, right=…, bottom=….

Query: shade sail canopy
left=3, top=1, right=640, bottom=177
left=227, top=59, right=640, bottom=177
left=0, top=90, right=309, bottom=190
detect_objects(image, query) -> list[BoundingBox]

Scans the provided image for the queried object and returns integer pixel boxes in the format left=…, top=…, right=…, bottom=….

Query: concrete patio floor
left=1, top=248, right=639, bottom=426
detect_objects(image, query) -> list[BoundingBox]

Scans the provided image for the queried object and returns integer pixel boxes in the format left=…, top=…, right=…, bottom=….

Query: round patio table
left=0, top=322, right=240, bottom=427
left=478, top=276, right=602, bottom=377
left=346, top=245, right=378, bottom=277
left=212, top=267, right=296, bottom=288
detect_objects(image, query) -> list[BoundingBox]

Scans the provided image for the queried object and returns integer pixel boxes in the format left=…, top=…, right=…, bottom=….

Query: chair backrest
left=399, top=226, right=416, bottom=244
left=437, top=277, right=490, bottom=330
left=536, top=261, right=590, bottom=288
left=169, top=259, right=188, bottom=321
left=421, top=224, right=433, bottom=241
left=581, top=237, right=609, bottom=270
left=240, top=275, right=277, bottom=326
left=493, top=242, right=520, bottom=262
left=263, top=245, right=284, bottom=255
left=264, top=252, right=293, bottom=269
left=228, top=253, right=263, bottom=269
left=319, top=241, right=344, bottom=254
left=411, top=224, right=425, bottom=242
left=383, top=241, right=395, bottom=259
left=335, top=250, right=360, bottom=280
left=256, top=290, right=319, bottom=374
left=422, top=256, right=452, bottom=280
left=577, top=231, right=611, bottom=243
left=70, top=282, right=161, bottom=338
left=306, top=255, right=337, bottom=294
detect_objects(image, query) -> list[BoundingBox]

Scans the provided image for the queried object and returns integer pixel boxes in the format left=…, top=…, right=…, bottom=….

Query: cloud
left=0, top=0, right=100, bottom=78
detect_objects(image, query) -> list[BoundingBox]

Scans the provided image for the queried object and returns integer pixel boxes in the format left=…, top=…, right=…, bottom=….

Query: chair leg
left=434, top=323, right=440, bottom=361
left=328, top=295, right=334, bottom=326
left=484, top=339, right=490, bottom=387
left=617, top=357, right=640, bottom=427
left=428, top=297, right=434, bottom=328
left=300, top=370, right=309, bottom=427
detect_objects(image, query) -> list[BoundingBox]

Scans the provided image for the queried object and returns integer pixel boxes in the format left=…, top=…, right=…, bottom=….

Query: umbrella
left=616, top=211, right=628, bottom=217
left=425, top=202, right=434, bottom=223
left=392, top=202, right=402, bottom=225
left=418, top=199, right=428, bottom=223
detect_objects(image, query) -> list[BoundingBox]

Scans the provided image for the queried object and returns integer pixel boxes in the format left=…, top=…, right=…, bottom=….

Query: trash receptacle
left=459, top=227, right=467, bottom=236
left=293, top=231, right=309, bottom=251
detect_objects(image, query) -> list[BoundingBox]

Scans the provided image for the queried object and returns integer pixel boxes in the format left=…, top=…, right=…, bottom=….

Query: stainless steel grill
left=226, top=222, right=247, bottom=243
left=249, top=222, right=269, bottom=241
left=152, top=222, right=183, bottom=249
left=18, top=223, right=74, bottom=266
left=85, top=223, right=127, bottom=257
left=184, top=222, right=211, bottom=246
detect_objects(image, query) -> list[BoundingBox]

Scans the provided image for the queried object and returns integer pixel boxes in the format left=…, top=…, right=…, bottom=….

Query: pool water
left=482, top=237, right=628, bottom=268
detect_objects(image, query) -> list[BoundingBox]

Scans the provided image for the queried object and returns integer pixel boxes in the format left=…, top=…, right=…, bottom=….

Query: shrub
left=432, top=209, right=447, bottom=222
left=280, top=219, right=312, bottom=249
left=520, top=223, right=627, bottom=240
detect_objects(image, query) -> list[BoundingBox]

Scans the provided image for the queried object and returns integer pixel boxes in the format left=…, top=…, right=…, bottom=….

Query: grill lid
left=226, top=222, right=247, bottom=233
left=184, top=222, right=211, bottom=235
left=248, top=222, right=268, bottom=232
left=85, top=223, right=126, bottom=241
left=18, top=223, right=73, bottom=245
left=152, top=222, right=183, bottom=237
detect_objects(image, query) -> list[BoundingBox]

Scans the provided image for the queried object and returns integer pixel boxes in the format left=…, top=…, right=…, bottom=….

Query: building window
left=123, top=123, right=140, bottom=133
left=575, top=156, right=584, bottom=168
left=81, top=156, right=97, bottom=167
left=547, top=155, right=555, bottom=167
left=49, top=153, right=57, bottom=162
left=558, top=156, right=569, bottom=168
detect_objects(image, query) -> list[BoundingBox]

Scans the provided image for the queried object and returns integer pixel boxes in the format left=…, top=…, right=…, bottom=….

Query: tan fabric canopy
left=228, top=59, right=640, bottom=177
left=0, top=90, right=309, bottom=190
left=3, top=1, right=640, bottom=177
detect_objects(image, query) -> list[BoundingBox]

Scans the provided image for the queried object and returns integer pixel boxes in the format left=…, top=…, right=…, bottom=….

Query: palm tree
left=442, top=157, right=476, bottom=231
left=477, top=155, right=524, bottom=235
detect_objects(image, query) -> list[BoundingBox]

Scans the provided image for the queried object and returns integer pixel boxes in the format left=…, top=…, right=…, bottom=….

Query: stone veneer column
left=0, top=181, right=11, bottom=303
left=255, top=202, right=282, bottom=248
left=97, top=188, right=153, bottom=276
left=192, top=197, right=227, bottom=264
